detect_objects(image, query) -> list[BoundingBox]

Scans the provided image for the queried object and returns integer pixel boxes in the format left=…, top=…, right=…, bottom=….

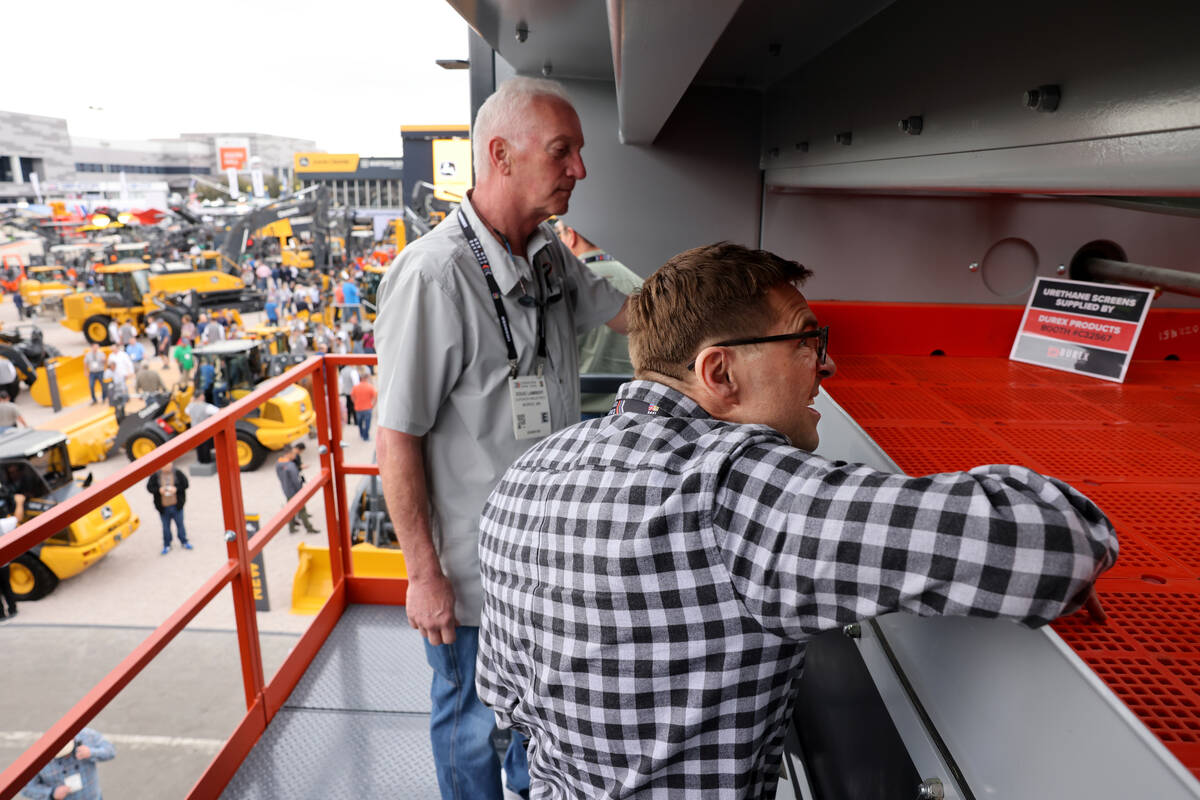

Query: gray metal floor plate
left=220, top=604, right=438, bottom=799
left=219, top=708, right=437, bottom=799
left=284, top=604, right=432, bottom=713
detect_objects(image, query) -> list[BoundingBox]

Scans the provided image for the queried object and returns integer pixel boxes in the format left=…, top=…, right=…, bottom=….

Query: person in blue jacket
left=340, top=271, right=360, bottom=312
left=22, top=727, right=114, bottom=800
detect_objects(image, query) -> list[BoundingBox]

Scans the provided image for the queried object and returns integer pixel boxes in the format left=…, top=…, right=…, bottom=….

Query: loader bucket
left=37, top=405, right=119, bottom=467
left=30, top=353, right=92, bottom=408
left=291, top=541, right=408, bottom=614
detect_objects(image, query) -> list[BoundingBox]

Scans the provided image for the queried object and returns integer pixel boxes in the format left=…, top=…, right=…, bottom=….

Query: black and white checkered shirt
left=478, top=380, right=1117, bottom=799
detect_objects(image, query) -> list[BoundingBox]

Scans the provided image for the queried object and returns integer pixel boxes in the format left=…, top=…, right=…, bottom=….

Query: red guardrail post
left=215, top=418, right=265, bottom=709
left=324, top=359, right=353, bottom=580
left=310, top=357, right=348, bottom=586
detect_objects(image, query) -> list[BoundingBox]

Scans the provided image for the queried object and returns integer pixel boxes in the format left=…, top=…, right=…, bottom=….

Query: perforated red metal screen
left=827, top=352, right=1200, bottom=778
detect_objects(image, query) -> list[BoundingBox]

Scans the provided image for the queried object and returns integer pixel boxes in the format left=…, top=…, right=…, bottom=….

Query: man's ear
left=489, top=137, right=512, bottom=175
left=693, top=347, right=740, bottom=409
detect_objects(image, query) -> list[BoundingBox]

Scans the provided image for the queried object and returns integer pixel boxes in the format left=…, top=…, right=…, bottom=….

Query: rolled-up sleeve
left=374, top=258, right=466, bottom=436
left=556, top=245, right=627, bottom=335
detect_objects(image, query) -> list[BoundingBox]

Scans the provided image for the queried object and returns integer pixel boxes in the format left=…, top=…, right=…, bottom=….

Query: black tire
left=125, top=426, right=167, bottom=461
left=0, top=345, right=35, bottom=384
left=235, top=428, right=268, bottom=472
left=11, top=552, right=59, bottom=601
left=154, top=311, right=183, bottom=345
left=83, top=314, right=113, bottom=345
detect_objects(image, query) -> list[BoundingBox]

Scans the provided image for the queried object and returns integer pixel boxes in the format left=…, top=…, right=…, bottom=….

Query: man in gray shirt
left=554, top=220, right=643, bottom=415
left=274, top=443, right=318, bottom=534
left=374, top=77, right=628, bottom=800
left=0, top=391, right=26, bottom=430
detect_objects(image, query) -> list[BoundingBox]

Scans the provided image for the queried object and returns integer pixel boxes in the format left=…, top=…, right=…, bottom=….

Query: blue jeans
left=356, top=408, right=372, bottom=441
left=88, top=371, right=104, bottom=402
left=424, top=627, right=529, bottom=800
left=159, top=506, right=188, bottom=548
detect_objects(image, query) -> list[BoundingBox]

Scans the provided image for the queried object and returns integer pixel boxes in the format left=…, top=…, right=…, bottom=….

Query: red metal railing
left=0, top=353, right=394, bottom=800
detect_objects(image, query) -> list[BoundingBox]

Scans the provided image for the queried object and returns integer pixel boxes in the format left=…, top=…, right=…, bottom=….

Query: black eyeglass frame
left=686, top=326, right=829, bottom=371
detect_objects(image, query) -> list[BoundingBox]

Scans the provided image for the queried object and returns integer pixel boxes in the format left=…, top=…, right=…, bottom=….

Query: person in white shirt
left=107, top=349, right=136, bottom=395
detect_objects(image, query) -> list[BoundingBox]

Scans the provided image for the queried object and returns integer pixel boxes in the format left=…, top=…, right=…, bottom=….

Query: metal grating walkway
left=220, top=605, right=439, bottom=798
left=828, top=354, right=1200, bottom=779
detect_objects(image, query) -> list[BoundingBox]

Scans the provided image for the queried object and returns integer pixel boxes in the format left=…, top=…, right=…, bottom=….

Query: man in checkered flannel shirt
left=478, top=242, right=1118, bottom=799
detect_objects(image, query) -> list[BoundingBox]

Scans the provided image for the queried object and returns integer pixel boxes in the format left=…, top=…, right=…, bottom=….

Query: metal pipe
left=1082, top=257, right=1200, bottom=299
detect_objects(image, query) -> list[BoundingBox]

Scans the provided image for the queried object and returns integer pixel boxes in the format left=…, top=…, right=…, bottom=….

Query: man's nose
left=569, top=151, right=586, bottom=180
left=819, top=354, right=836, bottom=378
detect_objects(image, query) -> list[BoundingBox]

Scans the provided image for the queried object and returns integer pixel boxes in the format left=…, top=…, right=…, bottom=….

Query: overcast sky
left=5, top=0, right=471, bottom=156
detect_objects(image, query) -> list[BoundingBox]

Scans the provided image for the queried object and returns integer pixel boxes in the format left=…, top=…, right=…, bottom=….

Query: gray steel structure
left=455, top=0, right=1200, bottom=309
left=0, top=110, right=74, bottom=200
left=444, top=1, right=1200, bottom=797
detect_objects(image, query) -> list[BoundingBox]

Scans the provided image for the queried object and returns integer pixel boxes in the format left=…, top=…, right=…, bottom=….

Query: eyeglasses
left=686, top=326, right=829, bottom=371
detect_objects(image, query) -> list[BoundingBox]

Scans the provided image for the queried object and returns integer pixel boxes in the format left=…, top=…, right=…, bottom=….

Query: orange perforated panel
left=827, top=351, right=1200, bottom=778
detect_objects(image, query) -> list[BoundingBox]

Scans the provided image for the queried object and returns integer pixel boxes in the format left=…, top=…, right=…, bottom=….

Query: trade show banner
left=216, top=137, right=251, bottom=171
left=432, top=138, right=472, bottom=202
left=1009, top=277, right=1154, bottom=382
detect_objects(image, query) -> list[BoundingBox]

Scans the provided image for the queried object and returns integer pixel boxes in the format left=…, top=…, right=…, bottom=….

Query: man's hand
left=406, top=573, right=459, bottom=646
left=75, top=745, right=91, bottom=760
left=53, top=785, right=70, bottom=799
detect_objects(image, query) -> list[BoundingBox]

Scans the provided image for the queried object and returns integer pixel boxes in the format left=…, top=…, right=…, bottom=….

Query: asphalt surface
left=0, top=295, right=381, bottom=798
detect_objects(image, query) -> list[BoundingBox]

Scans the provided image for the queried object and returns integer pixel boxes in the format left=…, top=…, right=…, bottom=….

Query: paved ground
left=1, top=296, right=383, bottom=797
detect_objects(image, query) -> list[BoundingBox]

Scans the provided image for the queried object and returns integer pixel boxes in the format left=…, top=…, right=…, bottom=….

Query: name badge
left=64, top=773, right=83, bottom=793
left=509, top=375, right=552, bottom=440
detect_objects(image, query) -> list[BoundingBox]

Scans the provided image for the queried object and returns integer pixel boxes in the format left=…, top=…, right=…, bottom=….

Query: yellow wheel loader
left=61, top=262, right=262, bottom=346
left=122, top=340, right=313, bottom=472
left=291, top=472, right=407, bottom=614
left=0, top=428, right=138, bottom=601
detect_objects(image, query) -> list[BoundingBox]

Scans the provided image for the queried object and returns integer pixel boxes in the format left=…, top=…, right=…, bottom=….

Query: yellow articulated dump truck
left=61, top=262, right=263, bottom=346
left=0, top=428, right=138, bottom=600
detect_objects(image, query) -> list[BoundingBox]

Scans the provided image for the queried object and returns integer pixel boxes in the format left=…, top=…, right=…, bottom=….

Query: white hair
left=472, top=77, right=575, bottom=181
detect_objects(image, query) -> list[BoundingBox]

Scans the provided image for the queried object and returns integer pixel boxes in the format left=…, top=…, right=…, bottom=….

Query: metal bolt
left=968, top=262, right=980, bottom=272
left=842, top=622, right=861, bottom=639
left=542, top=60, right=553, bottom=77
left=917, top=778, right=945, bottom=800
left=1056, top=264, right=1067, bottom=275
left=515, top=21, right=529, bottom=43
left=835, top=131, right=852, bottom=146
left=224, top=530, right=236, bottom=542
left=899, top=115, right=923, bottom=135
left=1023, top=84, right=1060, bottom=112
left=317, top=445, right=328, bottom=455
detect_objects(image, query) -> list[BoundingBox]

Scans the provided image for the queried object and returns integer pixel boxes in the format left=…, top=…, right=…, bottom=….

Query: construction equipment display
left=0, top=428, right=138, bottom=601
left=123, top=339, right=315, bottom=470
left=60, top=262, right=261, bottom=345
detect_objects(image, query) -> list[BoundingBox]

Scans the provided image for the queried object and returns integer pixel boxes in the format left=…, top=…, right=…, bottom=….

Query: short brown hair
left=628, top=242, right=813, bottom=377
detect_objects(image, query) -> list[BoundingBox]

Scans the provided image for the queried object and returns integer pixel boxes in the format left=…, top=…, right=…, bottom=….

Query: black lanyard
left=457, top=208, right=546, bottom=378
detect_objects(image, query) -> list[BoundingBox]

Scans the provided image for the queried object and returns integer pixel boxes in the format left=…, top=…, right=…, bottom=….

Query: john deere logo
left=438, top=160, right=457, bottom=176
left=100, top=505, right=113, bottom=520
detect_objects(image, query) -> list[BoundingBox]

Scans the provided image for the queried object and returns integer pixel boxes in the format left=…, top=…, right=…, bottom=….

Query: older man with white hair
left=375, top=77, right=630, bottom=800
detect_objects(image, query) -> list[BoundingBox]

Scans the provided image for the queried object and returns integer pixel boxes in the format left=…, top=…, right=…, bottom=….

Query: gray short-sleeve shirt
left=374, top=195, right=626, bottom=624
